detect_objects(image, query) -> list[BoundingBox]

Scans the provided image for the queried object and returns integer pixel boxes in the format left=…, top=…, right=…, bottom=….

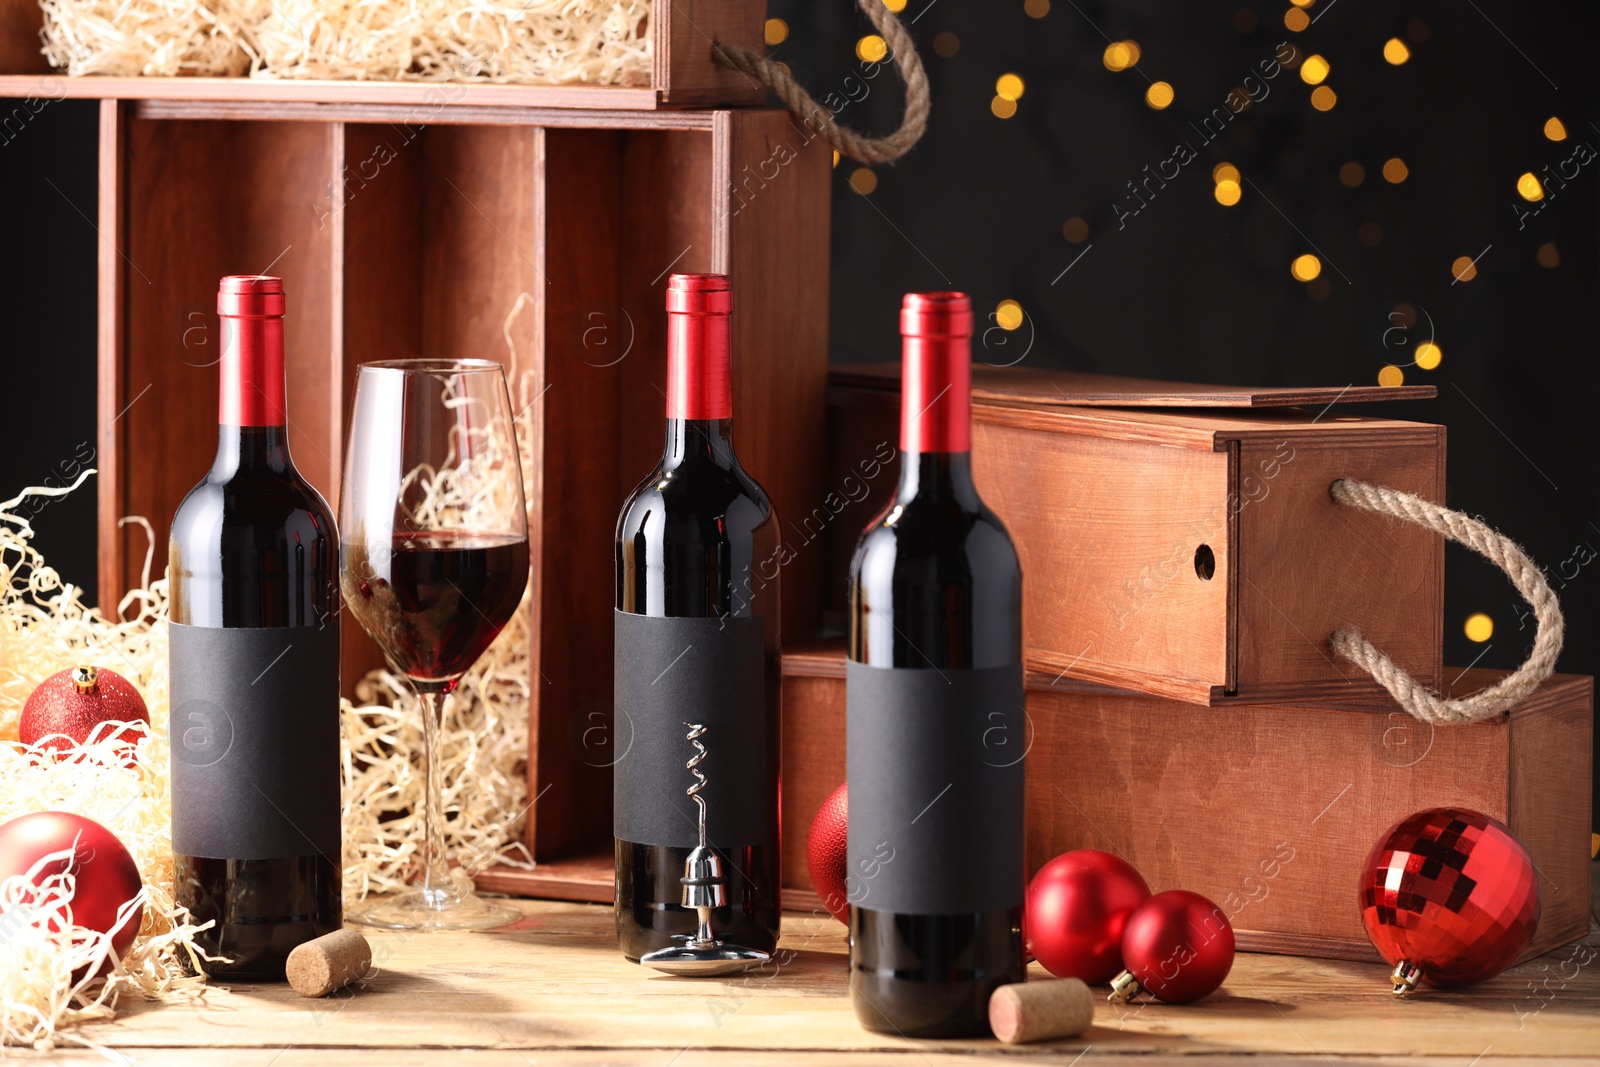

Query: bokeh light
left=1285, top=8, right=1309, bottom=32
left=991, top=95, right=1018, bottom=118
left=1383, top=38, right=1411, bottom=64
left=1544, top=116, right=1567, bottom=141
left=1451, top=256, right=1478, bottom=282
left=849, top=168, right=877, bottom=194
left=1378, top=365, right=1405, bottom=387
left=856, top=35, right=887, bottom=62
left=1213, top=162, right=1240, bottom=183
left=1290, top=254, right=1321, bottom=281
left=1310, top=86, right=1337, bottom=110
left=1145, top=81, right=1174, bottom=109
left=996, top=73, right=1025, bottom=101
left=1415, top=342, right=1442, bottom=370
left=1537, top=242, right=1560, bottom=268
left=1517, top=172, right=1545, bottom=201
left=996, top=300, right=1024, bottom=330
left=1382, top=158, right=1409, bottom=182
left=881, top=0, right=907, bottom=10
left=1024, top=0, right=1051, bottom=17
left=1300, top=54, right=1330, bottom=84
left=1062, top=217, right=1089, bottom=243
left=764, top=18, right=787, bottom=45
left=1103, top=41, right=1141, bottom=71
left=1215, top=180, right=1242, bottom=206
left=1339, top=161, right=1365, bottom=187
left=1464, top=613, right=1494, bottom=643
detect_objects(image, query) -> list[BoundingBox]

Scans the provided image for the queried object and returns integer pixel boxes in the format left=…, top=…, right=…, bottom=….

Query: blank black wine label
left=847, top=661, right=1026, bottom=915
left=613, top=611, right=770, bottom=849
left=169, top=621, right=341, bottom=860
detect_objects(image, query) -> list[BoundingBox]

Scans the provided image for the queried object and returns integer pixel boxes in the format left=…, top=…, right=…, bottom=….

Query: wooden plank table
left=55, top=892, right=1600, bottom=1066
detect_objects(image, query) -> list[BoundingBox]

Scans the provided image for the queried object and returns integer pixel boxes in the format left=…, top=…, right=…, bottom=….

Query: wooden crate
left=825, top=365, right=1446, bottom=705
left=92, top=98, right=831, bottom=900
left=781, top=642, right=1594, bottom=962
left=0, top=0, right=764, bottom=109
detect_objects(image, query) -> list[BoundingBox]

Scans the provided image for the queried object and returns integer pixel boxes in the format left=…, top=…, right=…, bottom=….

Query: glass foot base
left=348, top=884, right=522, bottom=932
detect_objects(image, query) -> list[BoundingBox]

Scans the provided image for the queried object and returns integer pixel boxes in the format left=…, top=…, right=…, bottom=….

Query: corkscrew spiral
left=683, top=722, right=709, bottom=848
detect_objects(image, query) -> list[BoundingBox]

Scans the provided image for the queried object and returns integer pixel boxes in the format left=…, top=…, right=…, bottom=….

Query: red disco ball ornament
left=20, top=666, right=149, bottom=760
left=1025, top=849, right=1151, bottom=983
left=1111, top=889, right=1235, bottom=1004
left=0, top=811, right=145, bottom=965
left=807, top=781, right=849, bottom=924
left=1358, top=807, right=1540, bottom=993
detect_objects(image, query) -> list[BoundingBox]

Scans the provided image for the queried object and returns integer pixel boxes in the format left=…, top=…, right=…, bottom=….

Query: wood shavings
left=1, top=386, right=537, bottom=1044
left=38, top=0, right=653, bottom=85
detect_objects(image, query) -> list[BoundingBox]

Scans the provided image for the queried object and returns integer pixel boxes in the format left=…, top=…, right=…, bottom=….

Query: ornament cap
left=71, top=665, right=99, bottom=694
left=1391, top=959, right=1423, bottom=996
left=1108, top=969, right=1142, bottom=1004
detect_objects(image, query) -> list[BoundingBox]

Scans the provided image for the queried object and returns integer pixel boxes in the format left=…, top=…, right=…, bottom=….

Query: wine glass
left=339, top=359, right=529, bottom=931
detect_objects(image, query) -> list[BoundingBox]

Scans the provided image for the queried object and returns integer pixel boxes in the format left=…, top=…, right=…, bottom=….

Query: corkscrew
left=639, top=723, right=772, bottom=978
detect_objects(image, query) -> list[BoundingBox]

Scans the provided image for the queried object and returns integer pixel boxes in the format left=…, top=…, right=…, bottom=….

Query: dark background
left=4, top=0, right=1596, bottom=818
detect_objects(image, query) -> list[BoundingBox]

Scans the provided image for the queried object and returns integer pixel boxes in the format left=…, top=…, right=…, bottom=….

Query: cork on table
left=56, top=887, right=1600, bottom=1066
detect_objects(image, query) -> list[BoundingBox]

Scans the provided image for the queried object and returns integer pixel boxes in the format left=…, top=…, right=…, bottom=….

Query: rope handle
left=714, top=0, right=930, bottom=164
left=1329, top=479, right=1565, bottom=725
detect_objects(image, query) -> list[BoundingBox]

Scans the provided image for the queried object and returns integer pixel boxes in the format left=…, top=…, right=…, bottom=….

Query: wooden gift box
left=0, top=0, right=765, bottom=109
left=781, top=643, right=1594, bottom=961
left=825, top=365, right=1445, bottom=705
left=89, top=96, right=831, bottom=900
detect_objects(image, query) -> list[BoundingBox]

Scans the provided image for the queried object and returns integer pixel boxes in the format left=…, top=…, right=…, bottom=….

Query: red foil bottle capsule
left=217, top=275, right=288, bottom=428
left=899, top=291, right=974, bottom=454
left=666, top=273, right=733, bottom=421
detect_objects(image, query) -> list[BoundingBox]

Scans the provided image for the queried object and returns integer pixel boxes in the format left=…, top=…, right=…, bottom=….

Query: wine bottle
left=846, top=291, right=1026, bottom=1036
left=168, top=275, right=342, bottom=980
left=613, top=273, right=781, bottom=962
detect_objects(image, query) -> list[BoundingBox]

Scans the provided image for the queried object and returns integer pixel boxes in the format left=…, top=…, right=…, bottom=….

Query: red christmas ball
left=20, top=666, right=149, bottom=758
left=1025, top=849, right=1151, bottom=983
left=807, top=782, right=849, bottom=924
left=1358, top=807, right=1540, bottom=992
left=1115, top=889, right=1235, bottom=1004
left=0, top=812, right=145, bottom=963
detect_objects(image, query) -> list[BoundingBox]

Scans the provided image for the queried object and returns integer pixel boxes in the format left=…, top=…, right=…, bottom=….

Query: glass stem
left=420, top=688, right=453, bottom=904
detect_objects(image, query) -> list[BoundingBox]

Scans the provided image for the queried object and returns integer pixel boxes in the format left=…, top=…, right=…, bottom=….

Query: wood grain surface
left=66, top=895, right=1599, bottom=1062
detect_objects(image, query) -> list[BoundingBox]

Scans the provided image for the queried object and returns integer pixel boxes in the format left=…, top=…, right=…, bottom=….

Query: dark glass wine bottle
left=846, top=291, right=1026, bottom=1036
left=613, top=273, right=781, bottom=962
left=168, top=275, right=342, bottom=980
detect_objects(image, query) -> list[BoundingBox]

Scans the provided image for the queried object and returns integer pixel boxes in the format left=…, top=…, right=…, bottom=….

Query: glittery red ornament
left=1025, top=849, right=1151, bottom=983
left=20, top=666, right=149, bottom=758
left=807, top=781, right=849, bottom=924
left=1111, top=889, right=1235, bottom=1004
left=1358, top=807, right=1540, bottom=993
left=0, top=811, right=145, bottom=965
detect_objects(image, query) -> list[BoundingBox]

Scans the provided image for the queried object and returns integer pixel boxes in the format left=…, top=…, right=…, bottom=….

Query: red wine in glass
left=344, top=532, right=530, bottom=687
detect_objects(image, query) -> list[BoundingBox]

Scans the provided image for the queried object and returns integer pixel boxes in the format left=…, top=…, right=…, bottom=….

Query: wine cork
left=285, top=929, right=372, bottom=997
left=989, top=978, right=1094, bottom=1045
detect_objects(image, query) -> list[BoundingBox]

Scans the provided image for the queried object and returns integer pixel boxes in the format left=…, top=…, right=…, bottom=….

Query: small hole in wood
left=1194, top=544, right=1216, bottom=581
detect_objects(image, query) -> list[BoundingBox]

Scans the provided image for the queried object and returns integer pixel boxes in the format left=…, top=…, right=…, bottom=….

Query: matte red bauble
left=0, top=811, right=145, bottom=961
left=20, top=665, right=149, bottom=756
left=1025, top=849, right=1151, bottom=983
left=1358, top=807, right=1540, bottom=994
left=807, top=781, right=849, bottom=923
left=1112, top=889, right=1235, bottom=1004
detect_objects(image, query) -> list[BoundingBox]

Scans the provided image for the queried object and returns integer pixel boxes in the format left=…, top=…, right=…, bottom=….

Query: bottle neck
left=216, top=311, right=291, bottom=474
left=666, top=305, right=732, bottom=422
left=896, top=450, right=980, bottom=505
left=900, top=334, right=971, bottom=453
left=663, top=417, right=736, bottom=469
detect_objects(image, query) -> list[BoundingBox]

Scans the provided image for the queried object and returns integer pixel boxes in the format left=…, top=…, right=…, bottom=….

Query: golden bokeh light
left=856, top=35, right=888, bottom=62
left=1383, top=38, right=1410, bottom=65
left=881, top=0, right=907, bottom=10
left=1300, top=54, right=1330, bottom=84
left=1451, top=256, right=1478, bottom=283
left=1213, top=162, right=1241, bottom=183
left=1103, top=41, right=1141, bottom=71
left=1415, top=341, right=1442, bottom=370
left=1339, top=161, right=1365, bottom=187
left=1024, top=0, right=1051, bottom=17
left=1310, top=85, right=1337, bottom=110
left=1537, top=242, right=1560, bottom=268
left=832, top=150, right=840, bottom=168
left=763, top=18, right=788, bottom=45
left=1517, top=172, right=1545, bottom=201
left=1285, top=8, right=1310, bottom=32
left=1378, top=365, right=1405, bottom=387
left=1544, top=116, right=1567, bottom=141
left=849, top=168, right=878, bottom=195
left=996, top=73, right=1025, bottom=101
left=996, top=300, right=1024, bottom=330
left=1215, top=180, right=1242, bottom=206
left=1290, top=254, right=1321, bottom=281
left=1062, top=217, right=1089, bottom=243
left=933, top=31, right=960, bottom=57
left=1464, top=613, right=1494, bottom=643
left=991, top=95, right=1018, bottom=118
left=1382, top=157, right=1409, bottom=182
left=1145, top=81, right=1174, bottom=109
